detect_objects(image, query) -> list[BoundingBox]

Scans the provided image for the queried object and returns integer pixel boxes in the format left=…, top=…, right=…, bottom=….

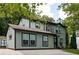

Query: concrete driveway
left=0, top=49, right=75, bottom=55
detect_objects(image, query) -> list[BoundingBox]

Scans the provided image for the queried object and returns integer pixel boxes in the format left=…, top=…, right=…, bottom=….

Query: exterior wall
left=36, top=34, right=42, bottom=48
left=48, top=35, right=54, bottom=48
left=15, top=31, right=21, bottom=49
left=7, top=18, right=66, bottom=49
left=57, top=26, right=66, bottom=48
left=15, top=30, right=54, bottom=49
left=6, top=27, right=15, bottom=49
left=30, top=21, right=35, bottom=29
left=19, top=18, right=45, bottom=31
left=40, top=23, right=45, bottom=30
left=19, top=18, right=29, bottom=28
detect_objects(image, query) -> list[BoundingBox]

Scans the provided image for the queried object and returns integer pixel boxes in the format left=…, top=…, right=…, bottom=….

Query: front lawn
left=64, top=49, right=79, bottom=55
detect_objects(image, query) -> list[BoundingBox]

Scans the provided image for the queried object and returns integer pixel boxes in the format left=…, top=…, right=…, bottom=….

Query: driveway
left=0, top=49, right=75, bottom=55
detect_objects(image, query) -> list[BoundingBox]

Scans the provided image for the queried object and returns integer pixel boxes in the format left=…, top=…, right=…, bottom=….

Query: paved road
left=0, top=49, right=75, bottom=55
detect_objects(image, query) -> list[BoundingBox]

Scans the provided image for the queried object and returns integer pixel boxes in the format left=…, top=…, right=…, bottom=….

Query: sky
left=37, top=3, right=67, bottom=22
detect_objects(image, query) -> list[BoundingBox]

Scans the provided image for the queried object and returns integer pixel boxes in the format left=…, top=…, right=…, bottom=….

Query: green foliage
left=70, top=32, right=77, bottom=49
left=59, top=3, right=79, bottom=48
left=41, top=15, right=54, bottom=22
left=0, top=3, right=54, bottom=36
left=59, top=3, right=79, bottom=35
left=0, top=3, right=42, bottom=36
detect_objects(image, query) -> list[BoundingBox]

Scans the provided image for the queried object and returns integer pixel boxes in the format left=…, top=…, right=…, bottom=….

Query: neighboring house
left=7, top=17, right=67, bottom=50
left=0, top=36, right=6, bottom=47
left=76, top=30, right=79, bottom=49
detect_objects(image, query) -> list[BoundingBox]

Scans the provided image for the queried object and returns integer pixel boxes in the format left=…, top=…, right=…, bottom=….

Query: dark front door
left=54, top=36, right=58, bottom=48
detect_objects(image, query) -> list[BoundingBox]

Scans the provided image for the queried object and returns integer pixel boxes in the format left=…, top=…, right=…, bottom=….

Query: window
left=46, top=25, right=50, bottom=31
left=35, top=22, right=40, bottom=29
left=9, top=35, right=12, bottom=40
left=59, top=38, right=63, bottom=48
left=22, top=33, right=36, bottom=47
left=30, top=34, right=36, bottom=47
left=58, top=28, right=61, bottom=33
left=42, top=35, right=48, bottom=47
left=56, top=30, right=58, bottom=33
left=22, top=33, right=29, bottom=47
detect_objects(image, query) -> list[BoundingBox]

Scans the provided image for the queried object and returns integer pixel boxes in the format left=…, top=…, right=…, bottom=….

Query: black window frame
left=22, top=33, right=30, bottom=47
left=22, top=33, right=36, bottom=47
left=29, top=34, right=36, bottom=47
left=35, top=22, right=40, bottom=29
left=42, top=35, right=48, bottom=47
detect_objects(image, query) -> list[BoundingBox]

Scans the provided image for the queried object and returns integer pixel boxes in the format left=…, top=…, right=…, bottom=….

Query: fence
left=0, top=39, right=6, bottom=48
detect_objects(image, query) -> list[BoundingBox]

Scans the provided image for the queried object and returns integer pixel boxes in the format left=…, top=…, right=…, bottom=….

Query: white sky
left=37, top=3, right=67, bottom=22
left=37, top=4, right=54, bottom=18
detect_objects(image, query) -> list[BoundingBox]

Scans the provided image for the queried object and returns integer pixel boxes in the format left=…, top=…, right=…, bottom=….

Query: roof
left=48, top=22, right=67, bottom=28
left=21, top=16, right=67, bottom=28
left=9, top=24, right=56, bottom=35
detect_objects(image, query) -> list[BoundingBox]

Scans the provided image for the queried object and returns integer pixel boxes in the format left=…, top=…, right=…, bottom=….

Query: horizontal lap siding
left=7, top=27, right=15, bottom=49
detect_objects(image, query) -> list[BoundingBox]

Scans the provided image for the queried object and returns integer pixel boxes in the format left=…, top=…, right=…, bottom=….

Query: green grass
left=64, top=49, right=79, bottom=54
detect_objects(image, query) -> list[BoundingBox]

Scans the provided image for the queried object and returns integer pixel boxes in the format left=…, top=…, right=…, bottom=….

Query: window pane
left=43, top=36, right=48, bottom=41
left=22, top=33, right=29, bottom=47
left=43, top=36, right=48, bottom=47
left=35, top=22, right=40, bottom=29
left=30, top=35, right=35, bottom=40
left=30, top=34, right=36, bottom=47
left=23, top=34, right=29, bottom=40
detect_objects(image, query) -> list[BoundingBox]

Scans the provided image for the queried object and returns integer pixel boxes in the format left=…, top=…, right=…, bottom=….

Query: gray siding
left=48, top=35, right=54, bottom=48
left=19, top=18, right=29, bottom=28
left=16, top=31, right=21, bottom=49
left=57, top=27, right=66, bottom=48
left=37, top=34, right=42, bottom=48
left=15, top=30, right=54, bottom=49
left=7, top=27, right=15, bottom=49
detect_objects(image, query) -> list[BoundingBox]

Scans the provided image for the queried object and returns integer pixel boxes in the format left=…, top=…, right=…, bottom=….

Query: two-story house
left=7, top=17, right=67, bottom=50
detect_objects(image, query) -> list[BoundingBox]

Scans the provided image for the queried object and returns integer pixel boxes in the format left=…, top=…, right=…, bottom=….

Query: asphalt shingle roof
left=9, top=24, right=56, bottom=35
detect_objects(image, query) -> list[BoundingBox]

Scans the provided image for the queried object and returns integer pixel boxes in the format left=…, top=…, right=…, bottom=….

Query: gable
left=19, top=18, right=30, bottom=28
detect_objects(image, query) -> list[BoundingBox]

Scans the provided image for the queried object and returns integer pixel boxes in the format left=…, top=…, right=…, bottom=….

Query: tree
left=0, top=3, right=54, bottom=36
left=59, top=3, right=79, bottom=35
left=0, top=3, right=43, bottom=36
left=41, top=15, right=54, bottom=22
left=59, top=3, right=79, bottom=48
left=57, top=18, right=63, bottom=23
left=70, top=31, right=77, bottom=49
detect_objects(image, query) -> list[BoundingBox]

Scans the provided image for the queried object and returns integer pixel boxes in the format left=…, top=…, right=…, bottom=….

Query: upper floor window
left=56, top=30, right=58, bottom=33
left=46, top=25, right=50, bottom=31
left=35, top=22, right=40, bottom=29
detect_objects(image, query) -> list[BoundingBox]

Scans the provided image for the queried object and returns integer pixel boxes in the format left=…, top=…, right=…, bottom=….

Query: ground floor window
left=22, top=33, right=29, bottom=47
left=22, top=33, right=36, bottom=47
left=42, top=35, right=48, bottom=47
left=59, top=38, right=63, bottom=48
left=30, top=34, right=36, bottom=47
